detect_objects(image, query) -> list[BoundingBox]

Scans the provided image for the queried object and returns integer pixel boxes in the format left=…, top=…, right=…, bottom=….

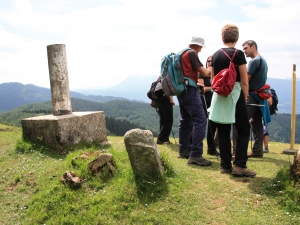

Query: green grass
left=1, top=123, right=300, bottom=224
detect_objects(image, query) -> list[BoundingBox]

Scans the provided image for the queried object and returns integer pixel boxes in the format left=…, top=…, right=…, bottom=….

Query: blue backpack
left=160, top=48, right=197, bottom=96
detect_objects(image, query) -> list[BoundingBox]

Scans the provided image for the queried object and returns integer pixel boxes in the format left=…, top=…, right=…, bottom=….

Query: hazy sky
left=0, top=0, right=299, bottom=89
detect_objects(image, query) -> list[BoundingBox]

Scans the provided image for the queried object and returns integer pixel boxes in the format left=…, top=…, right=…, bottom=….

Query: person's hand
left=204, top=86, right=211, bottom=92
left=197, top=83, right=204, bottom=88
left=197, top=78, right=204, bottom=86
left=246, top=94, right=249, bottom=104
left=198, top=84, right=204, bottom=94
left=169, top=96, right=175, bottom=105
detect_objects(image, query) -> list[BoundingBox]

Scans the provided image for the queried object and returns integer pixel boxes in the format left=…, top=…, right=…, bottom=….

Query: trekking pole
left=250, top=119, right=253, bottom=150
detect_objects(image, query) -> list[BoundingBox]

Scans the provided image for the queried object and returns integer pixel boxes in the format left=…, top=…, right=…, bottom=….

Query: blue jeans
left=177, top=86, right=207, bottom=157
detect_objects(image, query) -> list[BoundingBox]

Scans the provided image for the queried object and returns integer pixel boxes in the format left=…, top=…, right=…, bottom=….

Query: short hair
left=221, top=24, right=239, bottom=43
left=242, top=40, right=258, bottom=50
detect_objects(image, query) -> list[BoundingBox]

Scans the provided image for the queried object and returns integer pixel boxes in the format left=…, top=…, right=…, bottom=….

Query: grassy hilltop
left=0, top=124, right=300, bottom=225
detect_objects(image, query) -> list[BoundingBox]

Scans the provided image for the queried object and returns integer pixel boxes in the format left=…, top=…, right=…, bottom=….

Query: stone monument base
left=282, top=149, right=298, bottom=155
left=22, top=111, right=107, bottom=151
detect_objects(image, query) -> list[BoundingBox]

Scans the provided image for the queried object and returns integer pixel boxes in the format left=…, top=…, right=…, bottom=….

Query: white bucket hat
left=188, top=36, right=205, bottom=47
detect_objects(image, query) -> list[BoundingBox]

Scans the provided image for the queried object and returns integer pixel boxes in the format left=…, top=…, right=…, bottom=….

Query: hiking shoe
left=207, top=149, right=220, bottom=156
left=157, top=140, right=172, bottom=145
left=247, top=152, right=263, bottom=158
left=232, top=166, right=256, bottom=177
left=220, top=167, right=232, bottom=174
left=263, top=147, right=269, bottom=153
left=187, top=156, right=212, bottom=166
left=178, top=148, right=191, bottom=159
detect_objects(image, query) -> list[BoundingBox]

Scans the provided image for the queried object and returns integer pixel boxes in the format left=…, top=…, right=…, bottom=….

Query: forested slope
left=0, top=98, right=299, bottom=143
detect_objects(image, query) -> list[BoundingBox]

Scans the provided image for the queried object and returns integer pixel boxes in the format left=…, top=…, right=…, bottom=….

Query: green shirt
left=208, top=82, right=241, bottom=124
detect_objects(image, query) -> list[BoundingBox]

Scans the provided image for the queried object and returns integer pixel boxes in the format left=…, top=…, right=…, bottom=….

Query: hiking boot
left=157, top=140, right=172, bottom=145
left=178, top=148, right=191, bottom=159
left=232, top=166, right=256, bottom=177
left=207, top=149, right=220, bottom=156
left=187, top=156, right=212, bottom=166
left=247, top=152, right=263, bottom=158
left=220, top=167, right=232, bottom=174
left=263, top=147, right=269, bottom=153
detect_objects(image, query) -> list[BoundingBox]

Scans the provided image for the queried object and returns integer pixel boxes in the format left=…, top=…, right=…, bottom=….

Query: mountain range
left=0, top=75, right=299, bottom=113
left=75, top=75, right=300, bottom=114
left=0, top=80, right=299, bottom=143
left=0, top=82, right=127, bottom=112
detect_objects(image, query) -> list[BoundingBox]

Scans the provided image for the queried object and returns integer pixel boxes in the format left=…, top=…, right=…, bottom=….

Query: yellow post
left=283, top=64, right=297, bottom=154
left=290, top=64, right=296, bottom=149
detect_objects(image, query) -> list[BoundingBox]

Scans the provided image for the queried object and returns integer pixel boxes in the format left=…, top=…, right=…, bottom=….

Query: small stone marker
left=124, top=129, right=163, bottom=179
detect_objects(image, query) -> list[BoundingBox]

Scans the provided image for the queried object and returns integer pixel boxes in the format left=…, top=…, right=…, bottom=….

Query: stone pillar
left=47, top=44, right=72, bottom=116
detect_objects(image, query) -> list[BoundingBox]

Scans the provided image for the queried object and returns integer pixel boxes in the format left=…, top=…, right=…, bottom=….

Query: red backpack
left=212, top=49, right=237, bottom=97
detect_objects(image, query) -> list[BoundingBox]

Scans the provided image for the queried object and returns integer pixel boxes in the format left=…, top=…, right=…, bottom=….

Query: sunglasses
left=207, top=60, right=212, bottom=63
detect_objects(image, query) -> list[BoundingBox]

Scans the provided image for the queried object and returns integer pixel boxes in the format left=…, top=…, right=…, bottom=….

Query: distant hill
left=0, top=76, right=299, bottom=114
left=0, top=98, right=298, bottom=143
left=75, top=74, right=158, bottom=101
left=0, top=82, right=128, bottom=112
left=0, top=98, right=180, bottom=138
left=75, top=76, right=300, bottom=114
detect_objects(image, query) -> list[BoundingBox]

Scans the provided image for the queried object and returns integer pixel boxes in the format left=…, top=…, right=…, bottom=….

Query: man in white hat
left=177, top=36, right=212, bottom=166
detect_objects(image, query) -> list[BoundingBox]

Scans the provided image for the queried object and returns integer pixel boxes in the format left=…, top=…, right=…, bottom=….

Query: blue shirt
left=248, top=56, right=268, bottom=91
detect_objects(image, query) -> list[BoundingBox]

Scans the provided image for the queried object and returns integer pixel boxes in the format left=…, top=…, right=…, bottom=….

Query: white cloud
left=0, top=0, right=299, bottom=90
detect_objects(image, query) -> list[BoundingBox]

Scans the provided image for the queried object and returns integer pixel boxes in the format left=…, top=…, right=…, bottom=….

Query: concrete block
left=21, top=111, right=107, bottom=150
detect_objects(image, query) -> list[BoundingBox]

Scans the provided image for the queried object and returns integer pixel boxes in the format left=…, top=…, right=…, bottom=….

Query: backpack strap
left=179, top=47, right=192, bottom=54
left=178, top=48, right=195, bottom=86
left=220, top=48, right=237, bottom=62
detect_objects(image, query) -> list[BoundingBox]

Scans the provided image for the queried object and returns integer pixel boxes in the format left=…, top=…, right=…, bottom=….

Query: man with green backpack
left=175, top=36, right=212, bottom=166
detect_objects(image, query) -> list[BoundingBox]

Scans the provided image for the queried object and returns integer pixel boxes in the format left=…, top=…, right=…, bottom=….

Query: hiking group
left=149, top=24, right=278, bottom=178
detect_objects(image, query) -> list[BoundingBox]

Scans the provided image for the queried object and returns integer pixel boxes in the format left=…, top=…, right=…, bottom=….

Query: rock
left=88, top=153, right=115, bottom=176
left=124, top=129, right=164, bottom=179
left=60, top=171, right=81, bottom=188
left=290, top=149, right=300, bottom=182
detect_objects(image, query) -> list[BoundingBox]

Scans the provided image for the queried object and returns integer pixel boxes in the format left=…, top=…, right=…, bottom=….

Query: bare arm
left=239, top=64, right=249, bottom=102
left=267, top=96, right=272, bottom=106
left=197, top=66, right=211, bottom=77
left=211, top=67, right=215, bottom=81
left=169, top=96, right=175, bottom=105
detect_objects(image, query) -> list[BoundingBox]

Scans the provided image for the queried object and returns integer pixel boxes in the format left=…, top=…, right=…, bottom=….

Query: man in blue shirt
left=242, top=40, right=269, bottom=158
